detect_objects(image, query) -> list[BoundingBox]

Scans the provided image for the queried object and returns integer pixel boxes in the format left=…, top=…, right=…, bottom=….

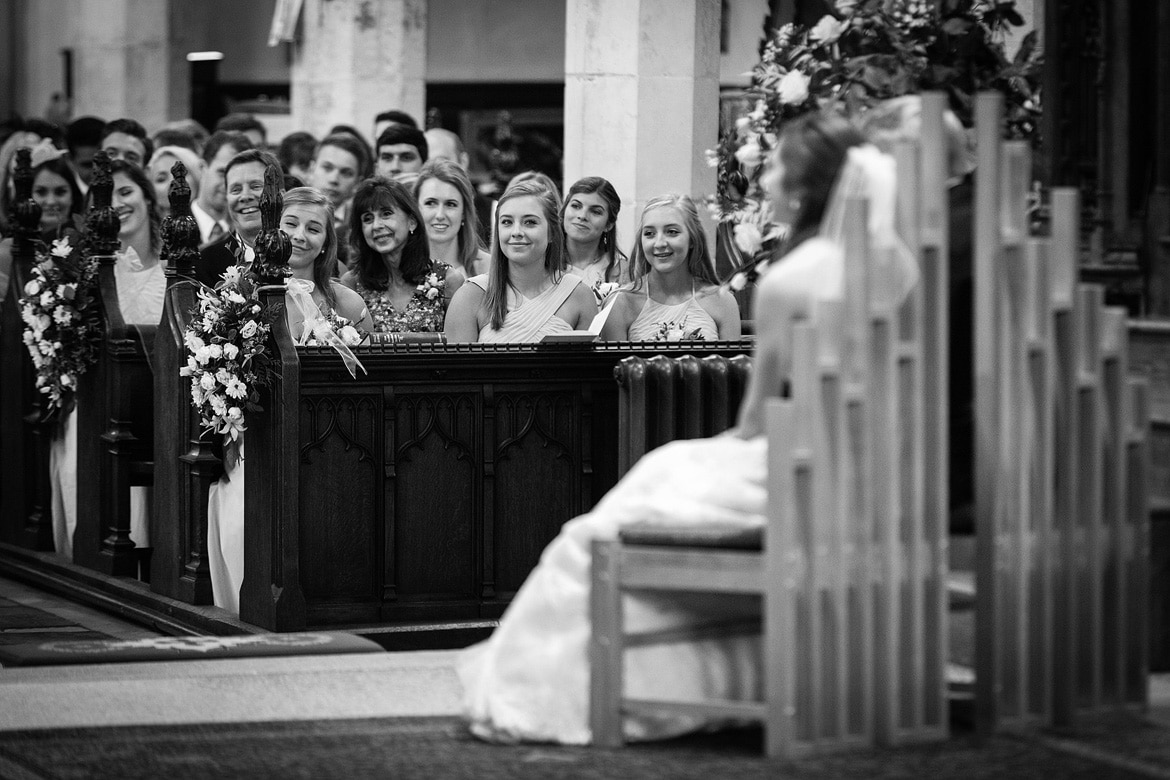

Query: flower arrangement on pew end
left=19, top=235, right=102, bottom=416
left=713, top=0, right=1042, bottom=290
left=180, top=266, right=278, bottom=442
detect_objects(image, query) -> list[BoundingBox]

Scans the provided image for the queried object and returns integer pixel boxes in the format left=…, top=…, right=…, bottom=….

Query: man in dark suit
left=194, top=149, right=285, bottom=288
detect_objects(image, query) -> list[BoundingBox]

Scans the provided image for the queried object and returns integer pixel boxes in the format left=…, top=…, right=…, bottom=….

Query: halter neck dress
left=627, top=279, right=718, bottom=341
left=469, top=272, right=584, bottom=343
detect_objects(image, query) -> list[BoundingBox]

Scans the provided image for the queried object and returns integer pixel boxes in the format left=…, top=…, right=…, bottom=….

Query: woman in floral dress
left=340, top=176, right=462, bottom=333
left=599, top=194, right=741, bottom=342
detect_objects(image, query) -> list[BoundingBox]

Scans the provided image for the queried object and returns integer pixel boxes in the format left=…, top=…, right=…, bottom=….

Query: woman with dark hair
left=340, top=175, right=460, bottom=333
left=457, top=111, right=918, bottom=744
left=413, top=159, right=490, bottom=280
left=31, top=154, right=84, bottom=236
left=599, top=193, right=741, bottom=341
left=561, top=176, right=628, bottom=299
left=443, top=180, right=597, bottom=343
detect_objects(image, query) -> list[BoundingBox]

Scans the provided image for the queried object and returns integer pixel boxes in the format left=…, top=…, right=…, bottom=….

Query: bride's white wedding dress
left=458, top=433, right=769, bottom=744
left=456, top=145, right=918, bottom=745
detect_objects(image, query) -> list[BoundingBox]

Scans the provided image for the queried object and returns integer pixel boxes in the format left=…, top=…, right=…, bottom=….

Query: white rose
left=223, top=343, right=239, bottom=360
left=199, top=373, right=217, bottom=391
left=226, top=406, right=243, bottom=421
left=426, top=287, right=440, bottom=300
left=734, top=141, right=763, bottom=169
left=241, top=320, right=258, bottom=339
left=733, top=222, right=764, bottom=256
left=809, top=15, right=846, bottom=44
left=24, top=279, right=41, bottom=296
left=208, top=343, right=223, bottom=359
left=40, top=291, right=54, bottom=308
left=36, top=314, right=51, bottom=331
left=227, top=292, right=246, bottom=305
left=194, top=346, right=212, bottom=365
left=338, top=325, right=361, bottom=346
left=777, top=70, right=811, bottom=105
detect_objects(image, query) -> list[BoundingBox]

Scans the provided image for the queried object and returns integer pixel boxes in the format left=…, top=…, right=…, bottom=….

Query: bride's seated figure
left=457, top=112, right=918, bottom=744
left=339, top=175, right=462, bottom=334
left=598, top=193, right=740, bottom=342
left=52, top=159, right=165, bottom=560
left=443, top=181, right=597, bottom=343
left=207, top=185, right=373, bottom=615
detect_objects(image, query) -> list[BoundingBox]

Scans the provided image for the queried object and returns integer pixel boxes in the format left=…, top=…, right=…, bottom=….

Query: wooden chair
left=590, top=96, right=954, bottom=758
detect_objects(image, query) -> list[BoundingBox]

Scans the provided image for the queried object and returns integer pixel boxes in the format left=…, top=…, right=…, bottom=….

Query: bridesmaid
left=280, top=186, right=373, bottom=339
left=600, top=194, right=741, bottom=342
left=340, top=175, right=462, bottom=333
left=443, top=181, right=597, bottom=343
left=413, top=159, right=490, bottom=281
left=561, top=176, right=628, bottom=295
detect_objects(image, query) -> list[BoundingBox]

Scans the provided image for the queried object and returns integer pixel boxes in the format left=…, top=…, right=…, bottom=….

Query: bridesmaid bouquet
left=180, top=266, right=277, bottom=441
left=655, top=320, right=705, bottom=342
left=302, top=310, right=364, bottom=348
left=19, top=235, right=102, bottom=415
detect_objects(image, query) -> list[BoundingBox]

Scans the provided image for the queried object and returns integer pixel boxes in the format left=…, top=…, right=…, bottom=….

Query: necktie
left=208, top=221, right=226, bottom=244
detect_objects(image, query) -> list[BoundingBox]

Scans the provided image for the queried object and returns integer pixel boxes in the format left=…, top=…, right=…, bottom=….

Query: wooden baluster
left=240, top=164, right=305, bottom=629
left=0, top=148, right=54, bottom=550
left=153, top=160, right=219, bottom=604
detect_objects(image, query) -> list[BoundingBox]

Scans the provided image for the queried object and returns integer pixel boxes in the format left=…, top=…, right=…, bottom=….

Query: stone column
left=72, top=0, right=173, bottom=129
left=291, top=0, right=426, bottom=142
left=564, top=0, right=721, bottom=252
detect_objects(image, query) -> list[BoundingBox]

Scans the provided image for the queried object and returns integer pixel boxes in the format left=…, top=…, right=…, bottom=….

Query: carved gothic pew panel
left=247, top=343, right=748, bottom=631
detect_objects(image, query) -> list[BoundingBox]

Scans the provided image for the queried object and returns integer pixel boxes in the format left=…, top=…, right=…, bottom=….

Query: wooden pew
left=72, top=153, right=156, bottom=577
left=0, top=148, right=54, bottom=551
left=151, top=161, right=220, bottom=605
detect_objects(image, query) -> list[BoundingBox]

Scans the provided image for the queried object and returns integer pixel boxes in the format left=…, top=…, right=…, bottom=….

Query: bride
left=456, top=111, right=919, bottom=744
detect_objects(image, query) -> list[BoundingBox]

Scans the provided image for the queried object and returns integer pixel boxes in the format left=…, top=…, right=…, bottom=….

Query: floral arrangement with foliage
left=19, top=235, right=102, bottom=414
left=302, top=310, right=365, bottom=348
left=715, top=0, right=1042, bottom=287
left=417, top=270, right=445, bottom=302
left=655, top=320, right=705, bottom=342
left=590, top=279, right=621, bottom=307
left=180, top=266, right=277, bottom=442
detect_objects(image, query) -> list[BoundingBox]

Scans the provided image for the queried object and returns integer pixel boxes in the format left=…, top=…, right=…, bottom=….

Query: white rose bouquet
left=710, top=0, right=1041, bottom=289
left=180, top=267, right=277, bottom=442
left=18, top=235, right=102, bottom=415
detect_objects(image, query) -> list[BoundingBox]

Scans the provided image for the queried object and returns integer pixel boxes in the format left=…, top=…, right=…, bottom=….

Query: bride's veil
left=816, top=144, right=919, bottom=309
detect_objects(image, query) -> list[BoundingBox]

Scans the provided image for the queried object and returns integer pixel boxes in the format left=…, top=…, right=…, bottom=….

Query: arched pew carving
left=152, top=160, right=218, bottom=604
left=0, top=147, right=54, bottom=551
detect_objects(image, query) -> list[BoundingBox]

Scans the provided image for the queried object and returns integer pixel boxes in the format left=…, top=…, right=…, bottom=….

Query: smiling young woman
left=442, top=181, right=598, bottom=343
left=598, top=193, right=741, bottom=342
left=412, top=159, right=490, bottom=281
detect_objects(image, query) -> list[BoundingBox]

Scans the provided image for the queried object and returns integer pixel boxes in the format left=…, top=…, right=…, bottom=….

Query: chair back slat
left=970, top=94, right=1150, bottom=732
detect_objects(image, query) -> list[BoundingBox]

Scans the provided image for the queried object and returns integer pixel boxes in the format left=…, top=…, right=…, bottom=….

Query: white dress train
left=457, top=434, right=768, bottom=744
left=207, top=445, right=244, bottom=615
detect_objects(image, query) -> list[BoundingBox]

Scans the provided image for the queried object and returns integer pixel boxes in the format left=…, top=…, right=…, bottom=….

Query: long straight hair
left=107, top=159, right=161, bottom=255
left=412, top=159, right=486, bottom=275
left=561, top=176, right=627, bottom=283
left=282, top=186, right=339, bottom=310
left=628, top=193, right=717, bottom=290
left=485, top=181, right=565, bottom=330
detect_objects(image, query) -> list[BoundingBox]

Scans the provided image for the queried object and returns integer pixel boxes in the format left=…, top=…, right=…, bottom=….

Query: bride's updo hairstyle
left=777, top=112, right=867, bottom=250
left=282, top=186, right=340, bottom=310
